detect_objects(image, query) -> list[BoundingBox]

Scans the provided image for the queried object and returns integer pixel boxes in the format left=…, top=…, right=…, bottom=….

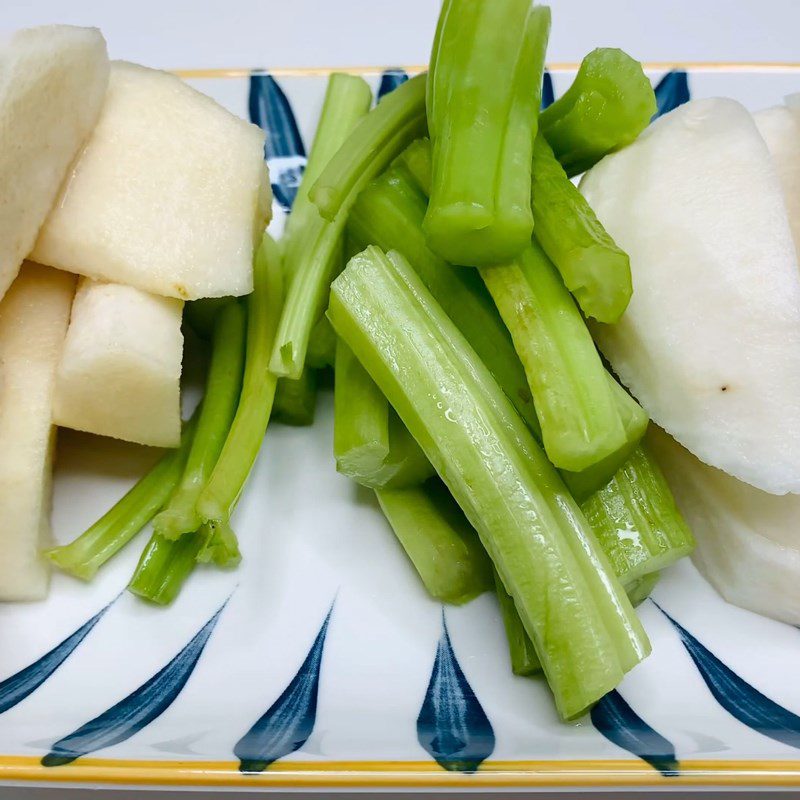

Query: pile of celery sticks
left=48, top=0, right=695, bottom=720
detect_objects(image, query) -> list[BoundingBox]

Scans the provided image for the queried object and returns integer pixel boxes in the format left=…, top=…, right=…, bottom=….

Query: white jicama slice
left=649, top=426, right=800, bottom=625
left=54, top=279, right=184, bottom=448
left=0, top=263, right=75, bottom=600
left=32, top=61, right=271, bottom=300
left=0, top=25, right=109, bottom=301
left=581, top=98, right=800, bottom=495
left=754, top=105, right=800, bottom=250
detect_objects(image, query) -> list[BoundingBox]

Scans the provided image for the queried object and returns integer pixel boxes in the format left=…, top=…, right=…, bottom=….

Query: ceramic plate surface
left=1, top=64, right=800, bottom=792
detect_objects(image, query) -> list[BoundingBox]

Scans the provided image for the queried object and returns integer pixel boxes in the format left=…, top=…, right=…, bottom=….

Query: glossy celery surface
left=328, top=246, right=650, bottom=720
left=272, top=75, right=427, bottom=379
left=494, top=570, right=541, bottom=676
left=626, top=571, right=660, bottom=608
left=128, top=528, right=204, bottom=605
left=540, top=48, right=656, bottom=176
left=582, top=445, right=695, bottom=585
left=154, top=303, right=247, bottom=540
left=376, top=478, right=493, bottom=605
left=424, top=1, right=550, bottom=266
left=532, top=135, right=632, bottom=323
left=348, top=164, right=539, bottom=434
left=306, top=316, right=337, bottom=369
left=396, top=138, right=433, bottom=197
left=274, top=368, right=318, bottom=426
left=46, top=414, right=199, bottom=581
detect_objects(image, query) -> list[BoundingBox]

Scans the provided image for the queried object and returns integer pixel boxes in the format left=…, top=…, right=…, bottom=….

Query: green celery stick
left=196, top=233, right=284, bottom=534
left=581, top=445, right=695, bottom=585
left=494, top=570, right=541, bottom=676
left=184, top=297, right=235, bottom=340
left=381, top=412, right=435, bottom=488
left=376, top=478, right=493, bottom=605
left=274, top=368, right=318, bottom=426
left=46, top=413, right=199, bottom=581
left=153, top=303, right=247, bottom=540
left=272, top=75, right=427, bottom=379
left=532, top=135, right=632, bottom=323
left=625, top=571, right=660, bottom=608
left=423, top=2, right=550, bottom=266
left=306, top=316, right=337, bottom=369
left=540, top=48, right=656, bottom=176
left=328, top=246, right=650, bottom=721
left=395, top=138, right=433, bottom=197
left=348, top=164, right=539, bottom=434
left=480, top=241, right=635, bottom=473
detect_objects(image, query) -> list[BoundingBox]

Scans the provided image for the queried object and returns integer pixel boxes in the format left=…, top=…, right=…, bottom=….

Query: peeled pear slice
left=0, top=25, right=109, bottom=301
left=0, top=263, right=75, bottom=600
left=54, top=279, right=183, bottom=447
left=649, top=426, right=800, bottom=625
left=581, top=98, right=800, bottom=495
left=32, top=61, right=271, bottom=300
left=754, top=105, right=800, bottom=250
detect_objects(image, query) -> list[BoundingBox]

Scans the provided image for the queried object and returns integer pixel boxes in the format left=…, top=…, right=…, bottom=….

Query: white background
left=2, top=1, right=800, bottom=798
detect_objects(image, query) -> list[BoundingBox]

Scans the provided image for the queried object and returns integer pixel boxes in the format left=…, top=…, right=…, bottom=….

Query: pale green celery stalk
left=532, top=135, right=631, bottom=323
left=382, top=412, right=435, bottom=488
left=494, top=570, right=541, bottom=676
left=348, top=164, right=539, bottom=434
left=184, top=297, right=236, bottom=340
left=274, top=368, right=318, bottom=426
left=153, top=303, right=246, bottom=540
left=196, top=233, right=284, bottom=538
left=625, top=571, right=660, bottom=608
left=271, top=74, right=427, bottom=379
left=539, top=48, right=656, bottom=176
left=46, top=414, right=199, bottom=581
left=581, top=445, right=695, bottom=585
left=423, top=2, right=550, bottom=266
left=328, top=246, right=650, bottom=721
left=306, top=316, right=337, bottom=369
left=376, top=478, right=493, bottom=605
left=396, top=138, right=432, bottom=197
left=480, top=241, right=631, bottom=473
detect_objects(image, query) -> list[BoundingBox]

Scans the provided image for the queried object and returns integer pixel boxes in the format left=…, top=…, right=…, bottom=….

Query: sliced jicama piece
left=754, top=104, right=800, bottom=250
left=0, top=25, right=109, bottom=301
left=0, top=263, right=75, bottom=600
left=648, top=426, right=800, bottom=625
left=32, top=61, right=270, bottom=300
left=54, top=279, right=183, bottom=448
left=581, top=98, right=800, bottom=494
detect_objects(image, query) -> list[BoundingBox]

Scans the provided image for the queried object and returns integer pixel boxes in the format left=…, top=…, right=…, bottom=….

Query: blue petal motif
left=42, top=601, right=227, bottom=767
left=377, top=69, right=409, bottom=101
left=591, top=690, right=678, bottom=776
left=0, top=597, right=114, bottom=715
left=249, top=73, right=306, bottom=212
left=656, top=602, right=800, bottom=750
left=541, top=69, right=555, bottom=110
left=417, top=611, right=494, bottom=773
left=652, top=70, right=690, bottom=120
left=234, top=603, right=333, bottom=773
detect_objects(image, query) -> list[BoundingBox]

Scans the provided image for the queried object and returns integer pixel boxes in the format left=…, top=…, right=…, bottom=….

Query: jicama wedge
left=0, top=264, right=75, bottom=600
left=0, top=25, right=109, bottom=300
left=539, top=48, right=656, bottom=176
left=376, top=479, right=493, bottom=605
left=582, top=98, right=800, bottom=494
left=54, top=279, right=184, bottom=448
left=328, top=246, right=650, bottom=720
left=424, top=1, right=550, bottom=265
left=32, top=61, right=270, bottom=300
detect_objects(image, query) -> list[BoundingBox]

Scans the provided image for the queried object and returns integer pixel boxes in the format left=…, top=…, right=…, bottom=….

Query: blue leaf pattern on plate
left=656, top=602, right=800, bottom=750
left=541, top=69, right=555, bottom=110
left=417, top=611, right=494, bottom=773
left=591, top=690, right=679, bottom=776
left=41, top=601, right=227, bottom=767
left=652, top=70, right=690, bottom=120
left=377, top=69, right=409, bottom=100
left=234, top=603, right=333, bottom=773
left=0, top=597, right=114, bottom=715
left=249, top=73, right=306, bottom=211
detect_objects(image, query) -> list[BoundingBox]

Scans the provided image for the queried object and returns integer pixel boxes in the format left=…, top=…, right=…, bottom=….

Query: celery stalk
left=306, top=316, right=337, bottom=369
left=153, top=303, right=247, bottom=540
left=274, top=368, right=318, bottom=426
left=626, top=571, right=660, bottom=608
left=328, top=246, right=650, bottom=720
left=494, top=570, right=541, bottom=676
left=395, top=138, right=433, bottom=197
left=376, top=478, right=493, bottom=605
left=184, top=297, right=236, bottom=340
left=540, top=48, right=656, bottom=176
left=532, top=135, right=632, bottom=323
left=46, top=414, right=199, bottom=581
left=424, top=2, right=550, bottom=266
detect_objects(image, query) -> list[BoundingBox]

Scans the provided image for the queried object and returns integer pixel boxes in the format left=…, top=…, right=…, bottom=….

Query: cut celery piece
left=328, top=246, right=650, bottom=720
left=184, top=297, right=236, bottom=340
left=626, top=571, right=660, bottom=608
left=494, top=570, right=541, bottom=676
left=540, top=48, right=656, bottom=176
left=306, top=315, right=337, bottom=369
left=581, top=445, right=695, bottom=585
left=424, top=1, right=550, bottom=265
left=376, top=478, right=493, bottom=605
left=274, top=368, right=318, bottom=426
left=396, top=138, right=433, bottom=197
